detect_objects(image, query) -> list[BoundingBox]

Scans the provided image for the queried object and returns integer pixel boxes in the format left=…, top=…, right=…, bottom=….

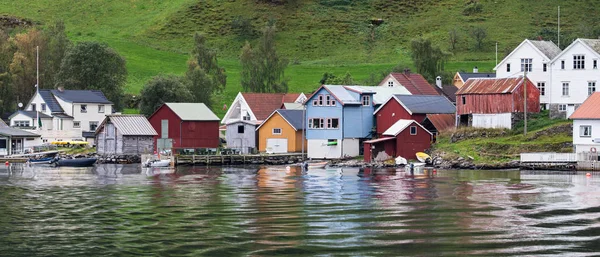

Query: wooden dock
left=520, top=152, right=600, bottom=171
left=175, top=153, right=306, bottom=166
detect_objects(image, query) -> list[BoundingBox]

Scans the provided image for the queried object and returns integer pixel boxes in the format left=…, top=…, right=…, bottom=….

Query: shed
left=456, top=77, right=540, bottom=129
left=363, top=119, right=432, bottom=162
left=148, top=103, right=220, bottom=151
left=0, top=121, right=41, bottom=156
left=225, top=120, right=259, bottom=154
left=257, top=109, right=305, bottom=153
left=96, top=115, right=157, bottom=155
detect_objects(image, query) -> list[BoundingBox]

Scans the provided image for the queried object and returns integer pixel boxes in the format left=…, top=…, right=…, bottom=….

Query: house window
left=73, top=121, right=80, bottom=128
left=326, top=118, right=339, bottom=129
left=237, top=125, right=244, bottom=134
left=81, top=104, right=87, bottom=113
left=41, top=103, right=46, bottom=111
left=537, top=82, right=546, bottom=96
left=594, top=59, right=598, bottom=69
left=543, top=63, right=547, bottom=72
left=98, top=105, right=105, bottom=113
left=14, top=121, right=30, bottom=127
left=562, top=82, right=569, bottom=96
left=31, top=104, right=36, bottom=111
left=331, top=98, right=336, bottom=106
left=410, top=126, right=417, bottom=135
left=461, top=96, right=466, bottom=105
left=580, top=125, right=592, bottom=137
left=273, top=128, right=282, bottom=135
left=558, top=104, right=566, bottom=111
left=574, top=55, right=585, bottom=70
left=506, top=63, right=511, bottom=72
left=589, top=82, right=596, bottom=96
left=361, top=95, right=371, bottom=106
left=561, top=60, right=565, bottom=70
left=521, top=58, right=532, bottom=72
left=309, top=118, right=324, bottom=129
left=325, top=95, right=331, bottom=106
left=318, top=95, right=323, bottom=106
left=89, top=121, right=98, bottom=131
left=388, top=81, right=394, bottom=87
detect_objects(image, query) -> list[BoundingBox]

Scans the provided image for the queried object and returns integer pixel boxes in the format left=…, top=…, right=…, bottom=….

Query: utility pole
left=558, top=6, right=561, bottom=48
left=523, top=70, right=528, bottom=136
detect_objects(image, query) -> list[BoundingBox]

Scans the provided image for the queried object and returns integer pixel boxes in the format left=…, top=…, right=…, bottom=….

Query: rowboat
left=306, top=161, right=328, bottom=169
left=416, top=152, right=432, bottom=163
left=53, top=158, right=97, bottom=167
left=143, top=159, right=171, bottom=168
left=28, top=157, right=54, bottom=164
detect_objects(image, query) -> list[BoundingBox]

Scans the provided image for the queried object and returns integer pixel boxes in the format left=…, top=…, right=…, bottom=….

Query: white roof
left=165, top=103, right=220, bottom=121
left=382, top=119, right=432, bottom=137
left=323, top=85, right=361, bottom=104
left=283, top=103, right=304, bottom=110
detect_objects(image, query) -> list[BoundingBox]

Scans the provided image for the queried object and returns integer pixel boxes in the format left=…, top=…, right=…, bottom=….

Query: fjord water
left=0, top=165, right=599, bottom=256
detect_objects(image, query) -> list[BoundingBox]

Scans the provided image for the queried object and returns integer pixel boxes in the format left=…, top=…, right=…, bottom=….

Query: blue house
left=305, top=85, right=411, bottom=159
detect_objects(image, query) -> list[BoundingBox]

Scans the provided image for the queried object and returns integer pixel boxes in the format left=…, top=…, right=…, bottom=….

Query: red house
left=148, top=103, right=220, bottom=151
left=456, top=77, right=539, bottom=129
left=364, top=120, right=432, bottom=162
left=373, top=95, right=455, bottom=137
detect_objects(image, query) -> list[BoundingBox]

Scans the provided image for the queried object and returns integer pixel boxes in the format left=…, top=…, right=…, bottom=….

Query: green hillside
left=1, top=0, right=598, bottom=117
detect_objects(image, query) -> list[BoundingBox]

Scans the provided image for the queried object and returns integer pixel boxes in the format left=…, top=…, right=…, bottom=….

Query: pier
left=143, top=153, right=306, bottom=166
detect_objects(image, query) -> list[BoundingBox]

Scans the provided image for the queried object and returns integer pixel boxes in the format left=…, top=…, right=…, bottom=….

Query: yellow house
left=257, top=109, right=305, bottom=153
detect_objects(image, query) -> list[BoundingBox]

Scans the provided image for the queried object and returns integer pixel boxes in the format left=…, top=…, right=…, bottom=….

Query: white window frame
left=562, top=82, right=569, bottom=96
left=309, top=118, right=324, bottom=129
left=81, top=104, right=87, bottom=113
left=73, top=121, right=81, bottom=128
left=388, top=81, right=394, bottom=87
left=410, top=126, right=417, bottom=135
left=272, top=128, right=282, bottom=135
left=89, top=121, right=98, bottom=131
left=361, top=95, right=371, bottom=106
left=31, top=104, right=36, bottom=111
left=588, top=81, right=596, bottom=96
left=558, top=104, right=566, bottom=111
left=521, top=58, right=532, bottom=72
left=14, top=121, right=30, bottom=127
left=326, top=118, right=339, bottom=129
left=537, top=82, right=546, bottom=96
left=41, top=103, right=46, bottom=111
left=318, top=95, right=323, bottom=106
left=325, top=95, right=331, bottom=106
left=580, top=125, right=592, bottom=137
left=98, top=105, right=105, bottom=113
left=573, top=55, right=585, bottom=70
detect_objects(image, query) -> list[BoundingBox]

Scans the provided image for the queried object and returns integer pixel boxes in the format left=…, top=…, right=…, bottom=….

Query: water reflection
left=1, top=165, right=600, bottom=256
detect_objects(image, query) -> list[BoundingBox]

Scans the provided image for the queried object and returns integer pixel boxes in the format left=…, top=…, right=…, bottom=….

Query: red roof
left=457, top=77, right=528, bottom=95
left=389, top=72, right=439, bottom=95
left=241, top=93, right=301, bottom=120
left=426, top=114, right=455, bottom=132
left=570, top=92, right=600, bottom=119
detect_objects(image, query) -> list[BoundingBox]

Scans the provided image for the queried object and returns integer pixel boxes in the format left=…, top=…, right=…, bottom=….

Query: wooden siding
left=97, top=122, right=154, bottom=155
left=225, top=122, right=257, bottom=154
left=375, top=99, right=426, bottom=136
left=457, top=79, right=540, bottom=115
left=149, top=105, right=219, bottom=150
left=258, top=112, right=304, bottom=152
left=394, top=124, right=432, bottom=160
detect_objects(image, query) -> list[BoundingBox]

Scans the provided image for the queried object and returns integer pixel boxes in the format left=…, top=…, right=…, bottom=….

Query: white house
left=494, top=39, right=561, bottom=110
left=9, top=88, right=113, bottom=143
left=549, top=38, right=600, bottom=119
left=569, top=92, right=600, bottom=154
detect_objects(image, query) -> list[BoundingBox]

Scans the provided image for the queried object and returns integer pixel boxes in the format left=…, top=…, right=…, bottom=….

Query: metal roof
left=425, top=114, right=456, bottom=132
left=165, top=103, right=220, bottom=121
left=97, top=115, right=157, bottom=136
left=277, top=109, right=304, bottom=130
left=0, top=126, right=41, bottom=137
left=457, top=77, right=526, bottom=95
left=457, top=72, right=496, bottom=82
left=364, top=137, right=395, bottom=144
left=39, top=89, right=64, bottom=113
left=388, top=72, right=439, bottom=95
left=346, top=86, right=412, bottom=104
left=53, top=113, right=74, bottom=119
left=569, top=92, right=600, bottom=119
left=394, top=95, right=456, bottom=114
left=382, top=119, right=431, bottom=137
left=323, top=85, right=361, bottom=104
left=9, top=110, right=52, bottom=119
left=529, top=40, right=562, bottom=59
left=51, top=89, right=113, bottom=104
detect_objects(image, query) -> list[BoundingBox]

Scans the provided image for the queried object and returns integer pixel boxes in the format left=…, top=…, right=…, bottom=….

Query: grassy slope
left=433, top=111, right=572, bottom=164
left=1, top=0, right=598, bottom=117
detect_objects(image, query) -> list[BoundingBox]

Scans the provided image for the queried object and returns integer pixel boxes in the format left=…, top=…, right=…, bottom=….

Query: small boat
left=416, top=152, right=432, bottom=163
left=395, top=156, right=408, bottom=165
left=28, top=157, right=54, bottom=164
left=143, top=159, right=171, bottom=168
left=306, top=161, right=328, bottom=169
left=53, top=158, right=97, bottom=167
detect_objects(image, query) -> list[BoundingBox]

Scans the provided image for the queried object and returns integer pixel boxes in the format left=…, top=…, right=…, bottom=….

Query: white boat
left=306, top=161, right=328, bottom=169
left=143, top=159, right=171, bottom=167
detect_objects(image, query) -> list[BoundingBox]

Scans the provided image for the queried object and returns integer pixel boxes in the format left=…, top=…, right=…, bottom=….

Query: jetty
left=143, top=152, right=306, bottom=166
left=520, top=152, right=600, bottom=171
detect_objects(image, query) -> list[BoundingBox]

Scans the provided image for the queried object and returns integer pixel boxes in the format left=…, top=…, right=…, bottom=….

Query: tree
left=0, top=29, right=15, bottom=116
left=448, top=28, right=459, bottom=51
left=139, top=75, right=193, bottom=116
left=184, top=33, right=226, bottom=109
left=240, top=24, right=289, bottom=93
left=56, top=41, right=127, bottom=110
left=470, top=27, right=487, bottom=50
left=410, top=37, right=449, bottom=81
left=319, top=72, right=355, bottom=85
left=42, top=20, right=72, bottom=89
left=9, top=29, right=47, bottom=106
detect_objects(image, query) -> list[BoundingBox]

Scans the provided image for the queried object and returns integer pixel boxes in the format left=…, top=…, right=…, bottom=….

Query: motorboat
left=143, top=159, right=171, bottom=168
left=27, top=157, right=54, bottom=164
left=303, top=161, right=328, bottom=169
left=53, top=158, right=97, bottom=167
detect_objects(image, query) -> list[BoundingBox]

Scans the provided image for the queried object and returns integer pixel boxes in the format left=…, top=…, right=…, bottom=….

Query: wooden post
left=523, top=71, right=528, bottom=136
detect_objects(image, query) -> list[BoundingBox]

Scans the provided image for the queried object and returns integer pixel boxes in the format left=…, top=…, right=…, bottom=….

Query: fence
left=520, top=152, right=600, bottom=171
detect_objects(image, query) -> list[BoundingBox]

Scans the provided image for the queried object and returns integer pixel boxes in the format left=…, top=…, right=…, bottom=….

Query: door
left=566, top=104, right=575, bottom=118
left=266, top=138, right=288, bottom=153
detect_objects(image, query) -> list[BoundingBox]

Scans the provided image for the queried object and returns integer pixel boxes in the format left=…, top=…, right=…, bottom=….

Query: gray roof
left=580, top=39, right=600, bottom=54
left=277, top=109, right=304, bottom=130
left=345, top=86, right=412, bottom=104
left=530, top=40, right=562, bottom=59
left=165, top=103, right=220, bottom=121
left=323, top=85, right=361, bottom=104
left=458, top=72, right=496, bottom=81
left=0, top=126, right=41, bottom=137
left=51, top=89, right=113, bottom=104
left=97, top=115, right=157, bottom=136
left=9, top=110, right=52, bottom=119
left=39, top=89, right=64, bottom=113
left=394, top=95, right=456, bottom=114
left=53, top=113, right=74, bottom=119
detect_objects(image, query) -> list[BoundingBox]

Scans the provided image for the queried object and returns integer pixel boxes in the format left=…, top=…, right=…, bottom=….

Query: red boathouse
left=364, top=119, right=432, bottom=162
left=148, top=103, right=220, bottom=151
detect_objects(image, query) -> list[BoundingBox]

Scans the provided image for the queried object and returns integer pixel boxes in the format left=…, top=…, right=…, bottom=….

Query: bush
left=463, top=1, right=482, bottom=16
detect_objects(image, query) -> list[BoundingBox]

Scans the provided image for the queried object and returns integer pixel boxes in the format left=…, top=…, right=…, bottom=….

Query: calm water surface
left=0, top=164, right=599, bottom=256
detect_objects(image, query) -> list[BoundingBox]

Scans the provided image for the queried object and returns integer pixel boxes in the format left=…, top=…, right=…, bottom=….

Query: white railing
left=520, top=152, right=577, bottom=162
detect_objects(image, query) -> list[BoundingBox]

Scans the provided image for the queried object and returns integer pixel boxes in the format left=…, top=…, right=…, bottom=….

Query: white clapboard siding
left=520, top=153, right=577, bottom=162
left=472, top=113, right=512, bottom=129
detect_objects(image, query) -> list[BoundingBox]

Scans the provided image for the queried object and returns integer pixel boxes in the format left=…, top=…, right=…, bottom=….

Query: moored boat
left=28, top=157, right=54, bottom=164
left=306, top=161, right=328, bottom=169
left=143, top=159, right=171, bottom=168
left=53, top=158, right=97, bottom=167
left=416, top=152, right=432, bottom=163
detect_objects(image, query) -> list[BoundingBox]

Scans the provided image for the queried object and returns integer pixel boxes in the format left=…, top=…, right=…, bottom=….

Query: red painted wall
left=363, top=138, right=395, bottom=162
left=457, top=80, right=540, bottom=115
left=149, top=105, right=219, bottom=151
left=375, top=99, right=426, bottom=136
left=394, top=124, right=432, bottom=160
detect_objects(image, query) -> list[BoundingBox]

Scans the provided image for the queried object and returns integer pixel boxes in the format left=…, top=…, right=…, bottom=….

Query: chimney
left=473, top=66, right=479, bottom=73
left=403, top=68, right=411, bottom=75
left=57, top=86, right=64, bottom=92
left=435, top=76, right=442, bottom=89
